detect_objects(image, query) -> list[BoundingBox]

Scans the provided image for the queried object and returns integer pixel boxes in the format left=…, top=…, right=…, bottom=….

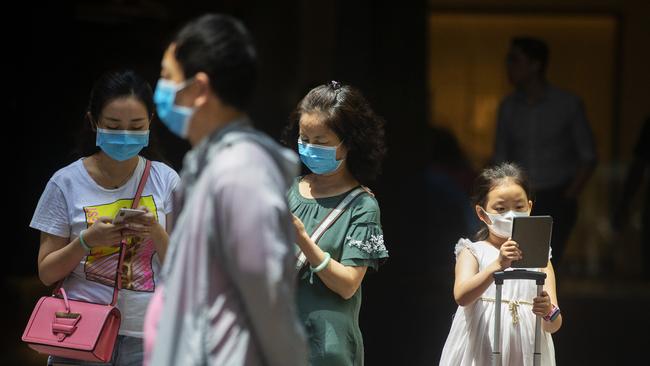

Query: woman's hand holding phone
left=83, top=217, right=126, bottom=248
left=121, top=206, right=159, bottom=240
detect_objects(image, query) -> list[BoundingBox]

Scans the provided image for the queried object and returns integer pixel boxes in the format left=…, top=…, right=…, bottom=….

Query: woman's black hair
left=472, top=162, right=532, bottom=241
left=74, top=69, right=166, bottom=162
left=172, top=13, right=257, bottom=110
left=282, top=81, right=387, bottom=185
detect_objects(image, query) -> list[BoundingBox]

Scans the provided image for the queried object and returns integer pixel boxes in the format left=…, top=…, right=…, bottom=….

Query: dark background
left=6, top=0, right=650, bottom=365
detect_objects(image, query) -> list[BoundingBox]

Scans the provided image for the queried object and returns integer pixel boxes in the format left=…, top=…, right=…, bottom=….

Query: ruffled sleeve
left=454, top=238, right=478, bottom=261
left=340, top=207, right=388, bottom=271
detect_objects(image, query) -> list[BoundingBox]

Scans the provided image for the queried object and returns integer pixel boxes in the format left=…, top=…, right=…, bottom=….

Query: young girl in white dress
left=440, top=163, right=562, bottom=366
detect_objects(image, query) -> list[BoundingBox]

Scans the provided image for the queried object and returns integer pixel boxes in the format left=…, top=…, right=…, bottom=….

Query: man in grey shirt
left=145, top=14, right=307, bottom=365
left=494, top=36, right=597, bottom=268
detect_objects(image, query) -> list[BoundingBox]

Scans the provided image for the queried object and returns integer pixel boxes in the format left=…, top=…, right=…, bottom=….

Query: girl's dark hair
left=173, top=13, right=257, bottom=110
left=75, top=69, right=165, bottom=162
left=282, top=81, right=387, bottom=185
left=471, top=162, right=532, bottom=241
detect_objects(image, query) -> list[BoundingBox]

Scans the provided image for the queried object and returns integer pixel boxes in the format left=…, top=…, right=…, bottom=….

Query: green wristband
left=78, top=229, right=91, bottom=253
left=309, top=252, right=331, bottom=284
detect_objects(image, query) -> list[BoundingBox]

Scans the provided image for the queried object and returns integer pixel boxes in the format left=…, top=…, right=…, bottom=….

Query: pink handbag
left=22, top=160, right=152, bottom=362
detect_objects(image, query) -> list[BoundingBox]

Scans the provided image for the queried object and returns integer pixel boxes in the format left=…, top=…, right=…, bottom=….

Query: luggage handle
left=494, top=269, right=546, bottom=284
left=492, top=269, right=546, bottom=366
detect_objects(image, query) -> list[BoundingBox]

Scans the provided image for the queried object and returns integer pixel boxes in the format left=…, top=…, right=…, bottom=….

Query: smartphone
left=113, top=208, right=146, bottom=224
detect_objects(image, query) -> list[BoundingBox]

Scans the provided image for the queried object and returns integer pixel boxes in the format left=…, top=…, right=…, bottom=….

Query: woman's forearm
left=297, top=232, right=364, bottom=299
left=38, top=238, right=87, bottom=286
left=150, top=223, right=169, bottom=262
left=316, top=259, right=365, bottom=299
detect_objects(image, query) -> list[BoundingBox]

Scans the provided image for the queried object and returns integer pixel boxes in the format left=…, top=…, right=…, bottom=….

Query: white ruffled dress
left=439, top=238, right=556, bottom=366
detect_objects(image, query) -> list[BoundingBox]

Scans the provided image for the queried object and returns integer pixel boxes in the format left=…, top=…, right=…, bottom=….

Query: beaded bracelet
left=543, top=304, right=561, bottom=322
left=309, top=252, right=331, bottom=285
left=78, top=229, right=92, bottom=253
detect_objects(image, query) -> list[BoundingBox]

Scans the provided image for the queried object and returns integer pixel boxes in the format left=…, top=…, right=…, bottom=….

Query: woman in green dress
left=284, top=81, right=389, bottom=365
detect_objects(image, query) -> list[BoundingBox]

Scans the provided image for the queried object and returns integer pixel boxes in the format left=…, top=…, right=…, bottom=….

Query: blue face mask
left=297, top=139, right=344, bottom=175
left=153, top=78, right=195, bottom=138
left=96, top=128, right=150, bottom=161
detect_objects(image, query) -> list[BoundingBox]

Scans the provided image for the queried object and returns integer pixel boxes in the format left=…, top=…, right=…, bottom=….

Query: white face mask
left=480, top=208, right=530, bottom=238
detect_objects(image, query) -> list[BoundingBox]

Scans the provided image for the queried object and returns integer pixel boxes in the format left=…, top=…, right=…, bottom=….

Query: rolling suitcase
left=492, top=270, right=547, bottom=366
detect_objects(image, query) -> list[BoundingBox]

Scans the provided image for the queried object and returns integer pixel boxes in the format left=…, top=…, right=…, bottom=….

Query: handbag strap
left=110, top=159, right=152, bottom=305
left=295, top=186, right=368, bottom=271
left=54, top=159, right=152, bottom=307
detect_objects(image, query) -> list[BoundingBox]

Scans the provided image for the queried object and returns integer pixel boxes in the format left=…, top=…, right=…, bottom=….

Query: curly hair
left=283, top=81, right=387, bottom=185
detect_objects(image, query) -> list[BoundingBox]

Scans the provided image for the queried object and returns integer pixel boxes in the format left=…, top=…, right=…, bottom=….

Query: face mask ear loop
left=176, top=77, right=196, bottom=94
left=479, top=206, right=494, bottom=226
left=335, top=140, right=346, bottom=162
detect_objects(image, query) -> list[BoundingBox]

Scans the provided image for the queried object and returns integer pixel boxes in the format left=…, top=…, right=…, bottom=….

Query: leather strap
left=295, top=186, right=367, bottom=271
left=111, top=159, right=151, bottom=306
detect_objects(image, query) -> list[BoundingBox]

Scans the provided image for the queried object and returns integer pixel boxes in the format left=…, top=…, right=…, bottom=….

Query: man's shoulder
left=496, top=93, right=519, bottom=123
left=500, top=92, right=518, bottom=105
left=207, top=137, right=294, bottom=182
left=215, top=138, right=275, bottom=168
left=498, top=91, right=522, bottom=113
left=547, top=84, right=582, bottom=105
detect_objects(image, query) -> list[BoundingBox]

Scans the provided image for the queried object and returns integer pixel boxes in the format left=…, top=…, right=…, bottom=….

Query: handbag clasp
left=52, top=312, right=81, bottom=341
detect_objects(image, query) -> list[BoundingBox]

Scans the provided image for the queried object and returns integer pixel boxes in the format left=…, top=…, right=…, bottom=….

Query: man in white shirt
left=494, top=36, right=598, bottom=268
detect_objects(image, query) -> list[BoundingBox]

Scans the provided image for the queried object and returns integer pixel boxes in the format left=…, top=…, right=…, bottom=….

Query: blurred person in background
left=613, top=116, right=650, bottom=280
left=493, top=36, right=598, bottom=269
